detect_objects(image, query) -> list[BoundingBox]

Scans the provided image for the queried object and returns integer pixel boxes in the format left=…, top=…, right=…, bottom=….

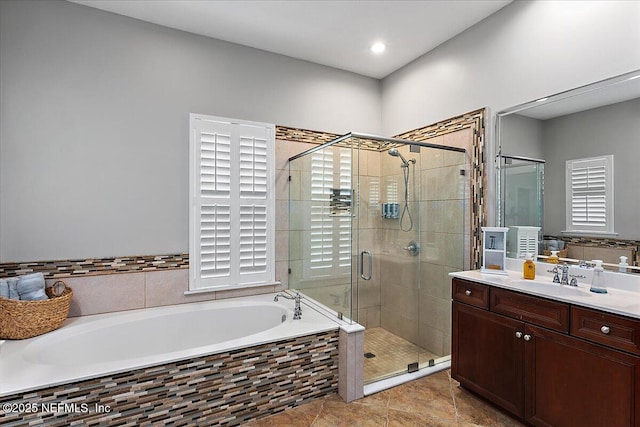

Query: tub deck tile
left=0, top=331, right=338, bottom=427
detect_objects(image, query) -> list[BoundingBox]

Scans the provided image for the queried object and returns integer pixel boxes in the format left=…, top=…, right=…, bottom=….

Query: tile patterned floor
left=246, top=370, right=525, bottom=427
left=364, top=327, right=440, bottom=383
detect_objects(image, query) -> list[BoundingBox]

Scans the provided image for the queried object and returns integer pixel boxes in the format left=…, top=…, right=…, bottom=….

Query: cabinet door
left=525, top=324, right=640, bottom=427
left=452, top=301, right=525, bottom=417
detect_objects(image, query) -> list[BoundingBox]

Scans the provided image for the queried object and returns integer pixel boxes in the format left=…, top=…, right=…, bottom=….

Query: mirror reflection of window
left=565, top=155, right=614, bottom=235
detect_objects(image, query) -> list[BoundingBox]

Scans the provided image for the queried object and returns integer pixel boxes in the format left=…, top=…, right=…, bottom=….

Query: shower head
left=388, top=148, right=415, bottom=167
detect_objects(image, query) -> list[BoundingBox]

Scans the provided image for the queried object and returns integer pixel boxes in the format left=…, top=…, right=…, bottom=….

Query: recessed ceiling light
left=370, top=42, right=386, bottom=54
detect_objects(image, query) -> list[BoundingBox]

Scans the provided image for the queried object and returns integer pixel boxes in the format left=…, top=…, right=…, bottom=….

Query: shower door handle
left=360, top=250, right=372, bottom=280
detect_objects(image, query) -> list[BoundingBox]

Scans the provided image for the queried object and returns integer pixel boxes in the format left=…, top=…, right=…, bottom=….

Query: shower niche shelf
left=481, top=227, right=508, bottom=275
left=329, top=188, right=352, bottom=216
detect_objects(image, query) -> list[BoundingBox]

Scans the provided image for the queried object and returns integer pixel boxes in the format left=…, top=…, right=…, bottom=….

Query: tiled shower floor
left=364, top=327, right=440, bottom=382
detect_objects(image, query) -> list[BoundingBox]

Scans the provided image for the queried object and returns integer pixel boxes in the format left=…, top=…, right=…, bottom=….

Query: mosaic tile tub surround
left=0, top=330, right=339, bottom=426
left=0, top=254, right=189, bottom=279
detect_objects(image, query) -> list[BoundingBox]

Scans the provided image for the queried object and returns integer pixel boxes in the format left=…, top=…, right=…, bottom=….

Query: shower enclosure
left=288, top=133, right=467, bottom=384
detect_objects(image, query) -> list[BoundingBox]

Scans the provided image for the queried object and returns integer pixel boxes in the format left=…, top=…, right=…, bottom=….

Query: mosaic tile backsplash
left=0, top=254, right=189, bottom=279
left=0, top=330, right=339, bottom=426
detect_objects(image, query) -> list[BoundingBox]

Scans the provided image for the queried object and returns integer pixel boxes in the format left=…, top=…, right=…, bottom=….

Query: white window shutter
left=190, top=114, right=275, bottom=290
left=565, top=155, right=614, bottom=234
left=199, top=204, right=231, bottom=278
left=305, top=148, right=352, bottom=278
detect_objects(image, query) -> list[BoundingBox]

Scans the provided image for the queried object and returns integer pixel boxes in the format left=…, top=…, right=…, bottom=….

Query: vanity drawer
left=571, top=306, right=640, bottom=355
left=490, top=288, right=570, bottom=333
left=452, top=278, right=490, bottom=309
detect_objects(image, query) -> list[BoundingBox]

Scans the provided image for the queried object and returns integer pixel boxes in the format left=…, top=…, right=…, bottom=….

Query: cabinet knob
left=601, top=325, right=611, bottom=334
left=465, top=290, right=472, bottom=296
left=523, top=334, right=532, bottom=341
left=515, top=331, right=523, bottom=339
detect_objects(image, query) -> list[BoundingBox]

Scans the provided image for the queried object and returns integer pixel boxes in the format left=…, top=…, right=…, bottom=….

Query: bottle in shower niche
left=590, top=260, right=607, bottom=294
left=523, top=253, right=536, bottom=280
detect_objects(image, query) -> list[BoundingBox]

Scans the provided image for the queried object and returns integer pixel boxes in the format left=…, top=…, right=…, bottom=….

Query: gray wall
left=381, top=0, right=640, bottom=136
left=0, top=0, right=381, bottom=262
left=501, top=114, right=544, bottom=160
left=381, top=0, right=640, bottom=229
left=2, top=0, right=640, bottom=263
left=543, top=98, right=640, bottom=239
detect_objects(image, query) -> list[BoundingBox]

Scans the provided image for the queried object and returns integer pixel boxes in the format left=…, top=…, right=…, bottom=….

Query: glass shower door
left=361, top=143, right=467, bottom=383
left=288, top=139, right=355, bottom=322
left=361, top=143, right=423, bottom=382
left=416, top=147, right=467, bottom=370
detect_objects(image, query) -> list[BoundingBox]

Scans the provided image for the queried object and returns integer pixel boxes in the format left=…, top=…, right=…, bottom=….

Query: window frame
left=188, top=114, right=276, bottom=292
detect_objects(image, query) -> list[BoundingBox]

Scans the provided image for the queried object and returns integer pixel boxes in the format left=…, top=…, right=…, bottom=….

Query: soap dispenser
left=548, top=250, right=559, bottom=264
left=619, top=256, right=629, bottom=273
left=590, top=260, right=607, bottom=294
left=523, top=253, right=536, bottom=280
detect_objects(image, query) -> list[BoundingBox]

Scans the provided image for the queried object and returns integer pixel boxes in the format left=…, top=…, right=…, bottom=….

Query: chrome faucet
left=560, top=263, right=570, bottom=285
left=569, top=273, right=587, bottom=287
left=274, top=292, right=302, bottom=320
left=549, top=266, right=561, bottom=283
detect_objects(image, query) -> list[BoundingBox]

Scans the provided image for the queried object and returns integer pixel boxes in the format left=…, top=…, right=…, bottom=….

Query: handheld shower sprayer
left=388, top=148, right=415, bottom=168
left=387, top=147, right=416, bottom=231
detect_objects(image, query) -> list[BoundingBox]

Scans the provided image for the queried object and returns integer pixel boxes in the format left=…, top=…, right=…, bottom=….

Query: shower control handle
left=402, top=240, right=420, bottom=256
left=360, top=250, right=372, bottom=281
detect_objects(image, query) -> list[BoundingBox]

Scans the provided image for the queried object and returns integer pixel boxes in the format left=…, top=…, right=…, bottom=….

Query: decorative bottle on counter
left=523, top=253, right=536, bottom=280
left=590, top=260, right=607, bottom=294
left=548, top=250, right=559, bottom=264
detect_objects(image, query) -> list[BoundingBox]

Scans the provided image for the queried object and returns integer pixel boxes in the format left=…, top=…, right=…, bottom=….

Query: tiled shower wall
left=375, top=131, right=471, bottom=357
left=283, top=126, right=474, bottom=359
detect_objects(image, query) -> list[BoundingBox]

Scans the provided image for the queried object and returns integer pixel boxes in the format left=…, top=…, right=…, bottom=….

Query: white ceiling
left=69, top=0, right=512, bottom=79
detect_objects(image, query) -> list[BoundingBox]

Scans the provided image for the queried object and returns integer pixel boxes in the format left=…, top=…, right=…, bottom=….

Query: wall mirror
left=496, top=70, right=640, bottom=270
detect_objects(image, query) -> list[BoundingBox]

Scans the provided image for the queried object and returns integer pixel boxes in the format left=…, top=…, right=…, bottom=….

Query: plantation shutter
left=306, top=148, right=352, bottom=278
left=565, top=155, right=614, bottom=234
left=189, top=114, right=275, bottom=291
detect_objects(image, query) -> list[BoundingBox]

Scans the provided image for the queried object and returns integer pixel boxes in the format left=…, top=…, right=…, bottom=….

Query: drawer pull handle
left=465, top=290, right=472, bottom=296
left=515, top=331, right=523, bottom=339
left=523, top=334, right=532, bottom=341
left=601, top=325, right=611, bottom=334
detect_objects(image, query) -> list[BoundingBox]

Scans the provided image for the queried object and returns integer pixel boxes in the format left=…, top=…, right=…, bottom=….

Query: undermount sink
left=511, top=279, right=592, bottom=298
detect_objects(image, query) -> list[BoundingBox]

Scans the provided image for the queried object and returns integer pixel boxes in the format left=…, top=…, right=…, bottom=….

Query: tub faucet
left=274, top=292, right=302, bottom=320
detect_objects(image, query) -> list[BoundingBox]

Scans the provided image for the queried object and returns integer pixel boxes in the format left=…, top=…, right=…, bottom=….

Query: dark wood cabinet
left=451, top=277, right=640, bottom=427
left=452, top=301, right=524, bottom=416
left=525, top=324, right=640, bottom=426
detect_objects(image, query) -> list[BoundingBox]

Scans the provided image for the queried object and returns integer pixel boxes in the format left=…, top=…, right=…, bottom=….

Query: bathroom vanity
left=450, top=268, right=640, bottom=427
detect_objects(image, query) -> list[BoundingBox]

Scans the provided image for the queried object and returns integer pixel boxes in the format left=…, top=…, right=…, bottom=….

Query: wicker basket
left=0, top=280, right=73, bottom=340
